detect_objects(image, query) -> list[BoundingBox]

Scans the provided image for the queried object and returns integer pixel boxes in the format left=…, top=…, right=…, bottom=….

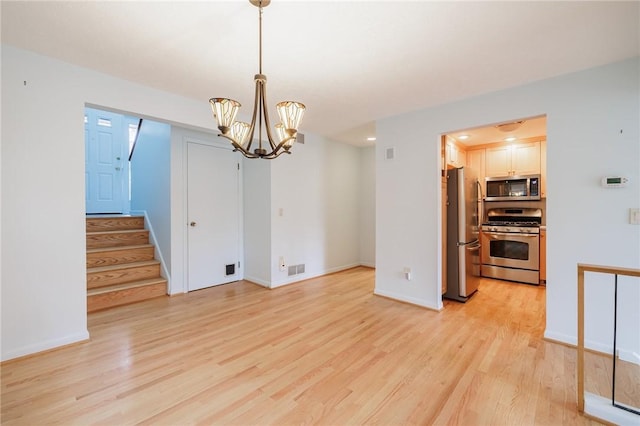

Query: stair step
left=86, top=229, right=149, bottom=249
left=86, top=216, right=145, bottom=233
left=87, top=278, right=167, bottom=312
left=87, top=260, right=161, bottom=289
left=86, top=244, right=155, bottom=268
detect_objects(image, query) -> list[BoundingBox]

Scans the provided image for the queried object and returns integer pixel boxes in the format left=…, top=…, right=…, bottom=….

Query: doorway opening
left=84, top=107, right=140, bottom=214
left=440, top=115, right=547, bottom=308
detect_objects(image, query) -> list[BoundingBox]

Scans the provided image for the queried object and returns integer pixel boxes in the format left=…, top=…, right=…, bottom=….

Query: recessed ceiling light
left=505, top=136, right=517, bottom=142
left=458, top=135, right=469, bottom=140
left=367, top=137, right=376, bottom=141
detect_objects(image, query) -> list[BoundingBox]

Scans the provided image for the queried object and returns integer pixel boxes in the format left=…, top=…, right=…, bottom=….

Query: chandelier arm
left=244, top=77, right=263, bottom=154
left=258, top=81, right=264, bottom=153
left=217, top=133, right=256, bottom=157
left=259, top=80, right=278, bottom=152
left=264, top=149, right=292, bottom=160
left=239, top=150, right=260, bottom=159
left=266, top=136, right=295, bottom=156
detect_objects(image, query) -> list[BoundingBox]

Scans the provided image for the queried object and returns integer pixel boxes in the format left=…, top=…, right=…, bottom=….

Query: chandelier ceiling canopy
left=209, top=0, right=306, bottom=159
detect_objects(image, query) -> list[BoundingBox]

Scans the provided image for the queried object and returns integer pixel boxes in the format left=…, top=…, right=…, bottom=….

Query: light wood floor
left=1, top=267, right=625, bottom=425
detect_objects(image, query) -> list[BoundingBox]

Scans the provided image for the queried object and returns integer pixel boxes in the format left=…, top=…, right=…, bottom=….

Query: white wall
left=376, top=58, right=640, bottom=355
left=269, top=134, right=362, bottom=287
left=0, top=45, right=368, bottom=359
left=130, top=119, right=172, bottom=276
left=359, top=146, right=376, bottom=267
left=0, top=45, right=228, bottom=360
left=242, top=158, right=272, bottom=286
left=2, top=48, right=90, bottom=360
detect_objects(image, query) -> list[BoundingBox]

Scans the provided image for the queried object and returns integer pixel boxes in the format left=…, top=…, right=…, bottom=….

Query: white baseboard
left=243, top=276, right=270, bottom=288
left=268, top=263, right=361, bottom=289
left=584, top=392, right=639, bottom=425
left=1, top=330, right=90, bottom=362
left=373, top=288, right=439, bottom=311
left=544, top=330, right=640, bottom=365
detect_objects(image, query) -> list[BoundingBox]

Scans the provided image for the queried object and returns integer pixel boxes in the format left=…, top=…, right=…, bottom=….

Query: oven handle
left=485, top=232, right=539, bottom=238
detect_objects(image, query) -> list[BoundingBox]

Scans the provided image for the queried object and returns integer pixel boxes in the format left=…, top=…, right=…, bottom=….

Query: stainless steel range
left=480, top=208, right=542, bottom=285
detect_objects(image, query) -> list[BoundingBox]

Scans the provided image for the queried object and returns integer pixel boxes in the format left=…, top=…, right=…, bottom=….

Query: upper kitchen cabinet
left=446, top=139, right=466, bottom=169
left=485, top=141, right=541, bottom=177
left=467, top=148, right=486, bottom=194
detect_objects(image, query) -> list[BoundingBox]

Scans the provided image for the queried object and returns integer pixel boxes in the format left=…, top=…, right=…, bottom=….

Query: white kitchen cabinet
left=485, top=142, right=540, bottom=177
left=446, top=141, right=466, bottom=168
left=485, top=145, right=511, bottom=177
left=466, top=148, right=486, bottom=195
left=512, top=142, right=541, bottom=175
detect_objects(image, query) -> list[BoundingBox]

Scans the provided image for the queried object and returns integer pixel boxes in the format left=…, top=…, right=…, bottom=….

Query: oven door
left=481, top=231, right=539, bottom=271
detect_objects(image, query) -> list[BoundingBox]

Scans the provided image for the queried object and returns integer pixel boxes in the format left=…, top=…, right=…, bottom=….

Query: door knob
left=190, top=221, right=197, bottom=227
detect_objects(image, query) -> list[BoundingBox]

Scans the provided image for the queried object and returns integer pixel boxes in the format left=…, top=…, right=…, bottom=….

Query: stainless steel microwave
left=485, top=175, right=541, bottom=201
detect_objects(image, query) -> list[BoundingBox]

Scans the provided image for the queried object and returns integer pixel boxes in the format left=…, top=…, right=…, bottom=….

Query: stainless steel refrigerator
left=444, top=167, right=481, bottom=302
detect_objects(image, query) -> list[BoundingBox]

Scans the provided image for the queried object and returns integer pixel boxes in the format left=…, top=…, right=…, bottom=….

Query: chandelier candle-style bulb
left=208, top=0, right=306, bottom=159
left=209, top=98, right=241, bottom=134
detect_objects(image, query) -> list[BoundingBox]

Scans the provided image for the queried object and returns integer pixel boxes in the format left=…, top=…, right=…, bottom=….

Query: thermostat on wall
left=601, top=176, right=628, bottom=188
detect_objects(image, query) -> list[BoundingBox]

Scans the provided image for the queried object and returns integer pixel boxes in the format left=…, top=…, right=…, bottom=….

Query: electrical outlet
left=279, top=257, right=286, bottom=271
left=630, top=208, right=640, bottom=225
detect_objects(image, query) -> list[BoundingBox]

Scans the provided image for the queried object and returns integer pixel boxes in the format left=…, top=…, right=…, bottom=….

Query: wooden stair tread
left=87, top=244, right=154, bottom=254
left=86, top=214, right=143, bottom=218
left=87, top=278, right=167, bottom=296
left=86, top=229, right=148, bottom=237
left=87, top=259, right=160, bottom=274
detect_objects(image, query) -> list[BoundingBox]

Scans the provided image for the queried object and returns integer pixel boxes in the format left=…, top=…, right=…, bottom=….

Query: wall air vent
left=385, top=147, right=395, bottom=160
left=288, top=264, right=306, bottom=277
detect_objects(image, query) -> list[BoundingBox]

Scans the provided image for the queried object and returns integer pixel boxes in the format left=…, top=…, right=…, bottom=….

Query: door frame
left=181, top=136, right=244, bottom=292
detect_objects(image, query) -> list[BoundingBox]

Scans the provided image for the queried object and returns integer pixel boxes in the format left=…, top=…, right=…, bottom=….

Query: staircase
left=86, top=215, right=167, bottom=312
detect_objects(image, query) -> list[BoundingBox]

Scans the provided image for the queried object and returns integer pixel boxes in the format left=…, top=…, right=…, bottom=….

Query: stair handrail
left=577, top=263, right=640, bottom=419
left=128, top=118, right=143, bottom=161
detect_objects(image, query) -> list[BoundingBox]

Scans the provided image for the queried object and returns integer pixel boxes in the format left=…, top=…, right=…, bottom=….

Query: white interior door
left=85, top=108, right=126, bottom=214
left=187, top=142, right=240, bottom=291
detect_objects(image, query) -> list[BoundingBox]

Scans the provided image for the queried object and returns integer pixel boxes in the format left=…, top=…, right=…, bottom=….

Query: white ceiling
left=2, top=1, right=638, bottom=147
left=448, top=115, right=547, bottom=147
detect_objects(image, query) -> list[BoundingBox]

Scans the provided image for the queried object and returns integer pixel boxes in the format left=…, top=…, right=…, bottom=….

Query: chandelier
left=209, top=0, right=306, bottom=159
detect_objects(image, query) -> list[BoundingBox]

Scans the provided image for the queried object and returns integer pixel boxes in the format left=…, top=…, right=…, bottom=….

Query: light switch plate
left=630, top=208, right=640, bottom=225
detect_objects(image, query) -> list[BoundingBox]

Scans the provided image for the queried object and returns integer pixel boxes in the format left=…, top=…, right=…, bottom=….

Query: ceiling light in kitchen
left=505, top=136, right=517, bottom=142
left=495, top=120, right=525, bottom=132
